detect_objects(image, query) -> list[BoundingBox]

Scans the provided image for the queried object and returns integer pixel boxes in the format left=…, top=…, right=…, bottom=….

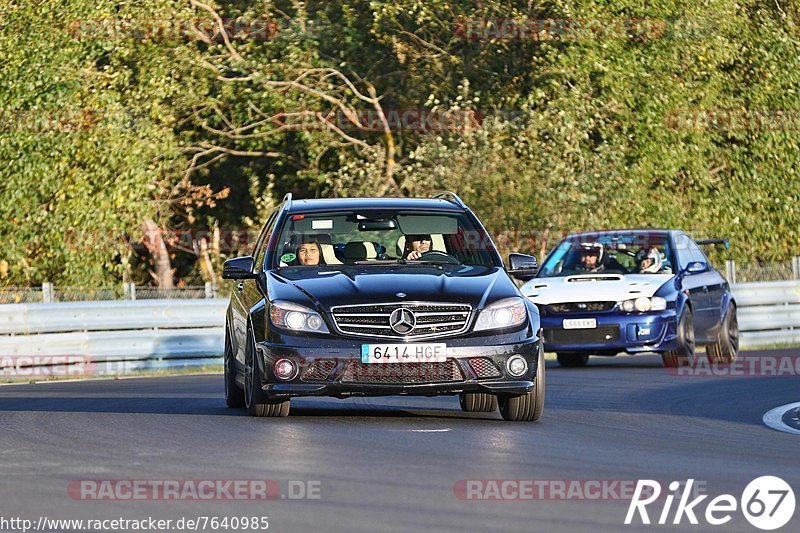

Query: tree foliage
left=1, top=0, right=798, bottom=286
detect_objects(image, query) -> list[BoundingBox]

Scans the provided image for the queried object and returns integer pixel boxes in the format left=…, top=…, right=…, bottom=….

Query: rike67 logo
left=625, top=477, right=795, bottom=530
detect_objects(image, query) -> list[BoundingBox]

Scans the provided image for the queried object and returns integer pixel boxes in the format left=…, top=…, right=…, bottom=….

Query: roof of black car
left=286, top=197, right=466, bottom=213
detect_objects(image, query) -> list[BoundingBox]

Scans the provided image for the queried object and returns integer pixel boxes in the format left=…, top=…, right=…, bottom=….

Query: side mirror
left=222, top=256, right=258, bottom=279
left=684, top=261, right=707, bottom=275
left=507, top=253, right=539, bottom=281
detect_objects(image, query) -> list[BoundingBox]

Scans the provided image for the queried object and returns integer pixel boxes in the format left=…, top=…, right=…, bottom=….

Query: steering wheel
left=418, top=250, right=461, bottom=265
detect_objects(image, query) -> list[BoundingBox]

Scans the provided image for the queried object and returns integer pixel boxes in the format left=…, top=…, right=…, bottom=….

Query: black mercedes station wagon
left=222, top=192, right=544, bottom=421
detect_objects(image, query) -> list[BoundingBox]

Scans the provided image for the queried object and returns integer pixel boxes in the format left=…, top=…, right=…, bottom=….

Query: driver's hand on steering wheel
left=406, top=250, right=423, bottom=260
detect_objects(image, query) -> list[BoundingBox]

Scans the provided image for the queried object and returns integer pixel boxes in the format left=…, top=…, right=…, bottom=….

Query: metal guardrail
left=733, top=280, right=800, bottom=347
left=0, top=281, right=798, bottom=368
left=0, top=299, right=227, bottom=361
left=0, top=299, right=226, bottom=335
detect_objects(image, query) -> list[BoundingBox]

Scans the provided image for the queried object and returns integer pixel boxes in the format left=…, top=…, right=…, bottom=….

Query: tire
left=556, top=352, right=589, bottom=368
left=244, top=328, right=290, bottom=417
left=459, top=393, right=498, bottom=412
left=706, top=303, right=739, bottom=364
left=499, top=342, right=545, bottom=422
left=662, top=307, right=696, bottom=368
left=224, top=326, right=245, bottom=408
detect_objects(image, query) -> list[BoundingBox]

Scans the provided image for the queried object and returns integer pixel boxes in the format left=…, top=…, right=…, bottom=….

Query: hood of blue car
left=521, top=273, right=674, bottom=305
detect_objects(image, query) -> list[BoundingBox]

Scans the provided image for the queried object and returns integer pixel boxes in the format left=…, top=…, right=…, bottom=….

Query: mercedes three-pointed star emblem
left=389, top=308, right=416, bottom=335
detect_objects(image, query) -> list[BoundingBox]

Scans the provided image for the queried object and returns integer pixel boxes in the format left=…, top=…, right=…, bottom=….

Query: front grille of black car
left=330, top=302, right=472, bottom=340
left=546, top=302, right=617, bottom=314
left=301, top=359, right=337, bottom=381
left=340, top=359, right=464, bottom=384
left=468, top=357, right=502, bottom=379
left=544, top=326, right=620, bottom=345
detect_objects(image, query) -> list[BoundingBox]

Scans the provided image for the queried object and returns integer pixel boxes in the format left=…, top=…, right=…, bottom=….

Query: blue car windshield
left=538, top=232, right=676, bottom=277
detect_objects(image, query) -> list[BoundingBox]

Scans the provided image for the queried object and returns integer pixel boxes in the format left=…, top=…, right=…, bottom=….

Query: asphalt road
left=1, top=349, right=798, bottom=533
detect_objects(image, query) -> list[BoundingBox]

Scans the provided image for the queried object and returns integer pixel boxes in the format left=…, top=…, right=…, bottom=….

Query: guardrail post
left=725, top=260, right=736, bottom=285
left=205, top=282, right=213, bottom=299
left=793, top=256, right=800, bottom=280
left=123, top=283, right=137, bottom=300
left=123, top=282, right=137, bottom=300
left=42, top=282, right=54, bottom=303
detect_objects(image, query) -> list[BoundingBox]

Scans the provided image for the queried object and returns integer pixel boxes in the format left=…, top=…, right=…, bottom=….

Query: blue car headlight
left=474, top=297, right=528, bottom=332
left=620, top=296, right=667, bottom=313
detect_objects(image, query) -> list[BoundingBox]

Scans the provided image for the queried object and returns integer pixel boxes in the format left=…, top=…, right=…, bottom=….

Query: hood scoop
left=564, top=274, right=624, bottom=283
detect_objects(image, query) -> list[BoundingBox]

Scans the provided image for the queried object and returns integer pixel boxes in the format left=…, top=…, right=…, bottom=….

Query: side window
left=252, top=210, right=279, bottom=272
left=688, top=241, right=710, bottom=270
left=674, top=234, right=695, bottom=270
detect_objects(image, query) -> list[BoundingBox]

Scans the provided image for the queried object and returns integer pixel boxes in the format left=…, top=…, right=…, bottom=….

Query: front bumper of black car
left=254, top=335, right=540, bottom=399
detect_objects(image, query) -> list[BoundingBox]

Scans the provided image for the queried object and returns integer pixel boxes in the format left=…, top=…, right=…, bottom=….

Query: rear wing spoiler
left=696, top=238, right=730, bottom=250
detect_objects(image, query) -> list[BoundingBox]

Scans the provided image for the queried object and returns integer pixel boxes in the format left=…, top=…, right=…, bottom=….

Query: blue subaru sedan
left=520, top=230, right=738, bottom=368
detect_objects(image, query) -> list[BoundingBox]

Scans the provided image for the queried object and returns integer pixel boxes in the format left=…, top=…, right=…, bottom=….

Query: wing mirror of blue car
left=684, top=261, right=707, bottom=275
left=507, top=253, right=539, bottom=281
left=222, top=256, right=258, bottom=279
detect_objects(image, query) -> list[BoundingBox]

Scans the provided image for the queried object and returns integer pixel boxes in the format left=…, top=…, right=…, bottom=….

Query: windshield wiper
left=351, top=260, right=399, bottom=265
left=396, top=259, right=461, bottom=267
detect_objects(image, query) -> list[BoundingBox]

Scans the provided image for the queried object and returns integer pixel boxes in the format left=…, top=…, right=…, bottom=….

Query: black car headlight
left=474, top=297, right=528, bottom=332
left=269, top=301, right=330, bottom=334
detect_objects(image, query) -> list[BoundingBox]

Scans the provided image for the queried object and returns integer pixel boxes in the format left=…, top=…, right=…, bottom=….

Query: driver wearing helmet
left=576, top=243, right=605, bottom=273
left=637, top=247, right=663, bottom=274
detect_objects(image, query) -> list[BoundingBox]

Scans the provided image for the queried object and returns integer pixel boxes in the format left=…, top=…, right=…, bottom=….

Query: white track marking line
left=763, top=402, right=800, bottom=435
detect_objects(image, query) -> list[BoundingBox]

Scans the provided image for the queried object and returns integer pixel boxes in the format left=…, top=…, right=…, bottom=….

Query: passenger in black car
left=295, top=239, right=324, bottom=266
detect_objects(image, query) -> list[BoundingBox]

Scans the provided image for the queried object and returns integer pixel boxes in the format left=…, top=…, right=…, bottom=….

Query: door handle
left=237, top=282, right=244, bottom=292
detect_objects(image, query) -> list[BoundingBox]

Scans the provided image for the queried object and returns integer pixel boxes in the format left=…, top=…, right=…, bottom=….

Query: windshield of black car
left=271, top=210, right=499, bottom=268
left=538, top=233, right=676, bottom=277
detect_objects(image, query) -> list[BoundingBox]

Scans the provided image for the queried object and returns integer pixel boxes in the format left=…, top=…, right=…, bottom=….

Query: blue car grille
left=546, top=302, right=617, bottom=314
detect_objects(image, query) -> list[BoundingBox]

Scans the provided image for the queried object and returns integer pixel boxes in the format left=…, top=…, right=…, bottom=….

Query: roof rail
left=281, top=192, right=293, bottom=211
left=431, top=191, right=466, bottom=208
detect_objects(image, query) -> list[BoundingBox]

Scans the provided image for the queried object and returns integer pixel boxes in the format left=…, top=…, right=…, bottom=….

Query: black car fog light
left=274, top=358, right=299, bottom=380
left=506, top=355, right=528, bottom=377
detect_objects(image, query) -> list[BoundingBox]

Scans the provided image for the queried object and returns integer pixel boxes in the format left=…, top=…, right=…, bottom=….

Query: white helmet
left=579, top=242, right=605, bottom=270
left=638, top=248, right=662, bottom=273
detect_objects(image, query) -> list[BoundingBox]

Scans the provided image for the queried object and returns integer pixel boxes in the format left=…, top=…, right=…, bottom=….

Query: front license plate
left=361, top=343, right=447, bottom=363
left=563, top=318, right=597, bottom=330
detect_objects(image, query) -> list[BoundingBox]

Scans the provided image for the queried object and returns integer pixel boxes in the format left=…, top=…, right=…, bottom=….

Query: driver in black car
left=403, top=234, right=432, bottom=260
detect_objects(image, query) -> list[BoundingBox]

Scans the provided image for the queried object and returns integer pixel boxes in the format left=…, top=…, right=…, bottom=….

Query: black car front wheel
left=499, top=342, right=545, bottom=422
left=244, top=330, right=290, bottom=417
left=662, top=307, right=695, bottom=368
left=706, top=303, right=739, bottom=364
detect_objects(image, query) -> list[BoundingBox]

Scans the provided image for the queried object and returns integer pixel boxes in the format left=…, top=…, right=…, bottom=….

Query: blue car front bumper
left=540, top=309, right=679, bottom=354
